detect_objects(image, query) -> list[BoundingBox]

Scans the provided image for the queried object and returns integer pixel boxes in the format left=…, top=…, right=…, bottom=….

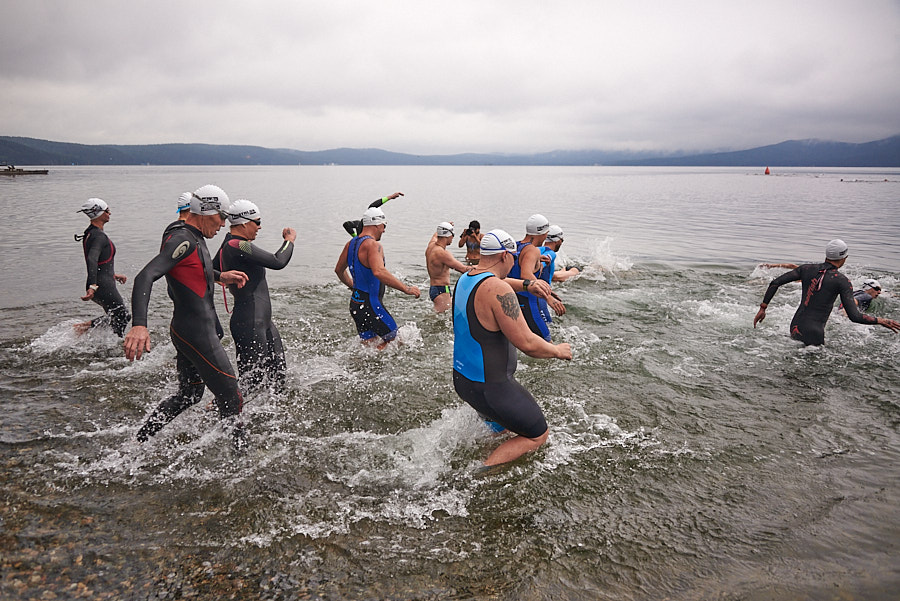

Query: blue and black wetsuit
left=215, top=233, right=294, bottom=392
left=80, top=224, right=130, bottom=336
left=762, top=262, right=877, bottom=346
left=536, top=246, right=558, bottom=324
left=132, top=223, right=243, bottom=441
left=347, top=235, right=397, bottom=341
left=508, top=241, right=551, bottom=341
left=451, top=272, right=547, bottom=438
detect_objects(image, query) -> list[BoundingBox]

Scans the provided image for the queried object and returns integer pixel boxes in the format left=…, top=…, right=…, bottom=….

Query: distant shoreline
left=2, top=134, right=899, bottom=167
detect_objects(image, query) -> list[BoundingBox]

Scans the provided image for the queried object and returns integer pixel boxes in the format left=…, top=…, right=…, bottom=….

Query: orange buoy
left=764, top=166, right=770, bottom=175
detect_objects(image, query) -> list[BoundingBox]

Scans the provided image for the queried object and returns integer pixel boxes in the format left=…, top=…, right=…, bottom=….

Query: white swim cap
left=825, top=239, right=849, bottom=260
left=177, top=192, right=192, bottom=213
left=436, top=222, right=454, bottom=237
left=362, top=207, right=387, bottom=226
left=77, top=198, right=109, bottom=219
left=226, top=199, right=261, bottom=225
left=480, top=229, right=519, bottom=256
left=526, top=214, right=550, bottom=235
left=190, top=184, right=230, bottom=216
left=862, top=278, right=882, bottom=291
left=546, top=224, right=564, bottom=242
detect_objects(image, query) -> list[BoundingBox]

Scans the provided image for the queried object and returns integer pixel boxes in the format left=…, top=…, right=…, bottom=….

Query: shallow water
left=1, top=166, right=899, bottom=599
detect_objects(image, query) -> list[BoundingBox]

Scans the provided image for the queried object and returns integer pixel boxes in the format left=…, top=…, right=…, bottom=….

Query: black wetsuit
left=215, top=233, right=294, bottom=392
left=132, top=222, right=243, bottom=441
left=762, top=262, right=877, bottom=346
left=80, top=224, right=130, bottom=336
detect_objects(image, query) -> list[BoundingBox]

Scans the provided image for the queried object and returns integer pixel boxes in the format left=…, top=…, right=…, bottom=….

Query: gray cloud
left=2, top=0, right=899, bottom=154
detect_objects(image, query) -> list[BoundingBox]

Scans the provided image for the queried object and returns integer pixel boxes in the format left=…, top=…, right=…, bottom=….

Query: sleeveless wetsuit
left=451, top=272, right=547, bottom=438
left=762, top=262, right=877, bottom=346
left=81, top=224, right=130, bottom=336
left=131, top=223, right=243, bottom=440
left=215, top=233, right=294, bottom=392
left=508, top=241, right=551, bottom=341
left=536, top=246, right=558, bottom=324
left=347, top=235, right=397, bottom=341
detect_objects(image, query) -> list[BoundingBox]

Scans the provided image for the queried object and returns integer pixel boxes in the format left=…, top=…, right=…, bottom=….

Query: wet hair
left=468, top=220, right=480, bottom=230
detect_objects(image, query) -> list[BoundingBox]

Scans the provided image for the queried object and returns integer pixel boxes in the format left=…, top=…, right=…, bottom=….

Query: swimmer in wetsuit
left=75, top=198, right=130, bottom=337
left=452, top=229, right=571, bottom=467
left=215, top=199, right=296, bottom=393
left=458, top=220, right=483, bottom=265
left=508, top=214, right=564, bottom=341
left=124, top=185, right=251, bottom=448
left=536, top=224, right=580, bottom=325
left=334, top=206, right=420, bottom=349
left=425, top=222, right=471, bottom=313
left=753, top=239, right=900, bottom=345
left=342, top=192, right=404, bottom=237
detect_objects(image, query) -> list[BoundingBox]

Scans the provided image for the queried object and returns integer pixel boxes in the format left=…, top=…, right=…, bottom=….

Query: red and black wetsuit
left=215, top=232, right=294, bottom=392
left=131, top=222, right=243, bottom=441
left=762, top=262, right=877, bottom=346
left=80, top=224, right=130, bottom=337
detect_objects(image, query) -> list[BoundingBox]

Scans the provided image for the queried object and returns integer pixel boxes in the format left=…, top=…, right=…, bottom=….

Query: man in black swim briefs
left=215, top=199, right=296, bottom=393
left=753, top=239, right=900, bottom=345
left=75, top=198, right=131, bottom=337
left=425, top=221, right=471, bottom=313
left=452, top=229, right=571, bottom=467
left=124, top=185, right=251, bottom=448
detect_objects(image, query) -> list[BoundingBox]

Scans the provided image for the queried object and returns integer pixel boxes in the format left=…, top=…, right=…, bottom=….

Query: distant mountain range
left=1, top=135, right=898, bottom=167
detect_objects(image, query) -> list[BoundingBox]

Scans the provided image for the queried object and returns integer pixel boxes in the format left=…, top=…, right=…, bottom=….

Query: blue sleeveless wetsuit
left=348, top=235, right=397, bottom=341
left=509, top=241, right=551, bottom=341
left=451, top=272, right=547, bottom=438
left=536, top=246, right=557, bottom=324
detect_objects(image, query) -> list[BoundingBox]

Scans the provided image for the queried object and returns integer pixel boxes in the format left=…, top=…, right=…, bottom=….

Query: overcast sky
left=2, top=1, right=899, bottom=155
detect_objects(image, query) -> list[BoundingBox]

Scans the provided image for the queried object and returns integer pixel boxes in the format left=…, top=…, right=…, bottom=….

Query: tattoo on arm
left=497, top=293, right=521, bottom=319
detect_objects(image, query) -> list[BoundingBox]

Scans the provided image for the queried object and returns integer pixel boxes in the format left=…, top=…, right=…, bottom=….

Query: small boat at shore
left=0, top=165, right=49, bottom=175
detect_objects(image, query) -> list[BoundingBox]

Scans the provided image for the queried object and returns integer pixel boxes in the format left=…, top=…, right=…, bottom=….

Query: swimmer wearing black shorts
left=452, top=229, right=571, bottom=467
left=335, top=207, right=420, bottom=348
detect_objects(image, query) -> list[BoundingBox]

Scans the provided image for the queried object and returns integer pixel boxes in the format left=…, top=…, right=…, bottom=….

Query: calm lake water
left=1, top=165, right=899, bottom=600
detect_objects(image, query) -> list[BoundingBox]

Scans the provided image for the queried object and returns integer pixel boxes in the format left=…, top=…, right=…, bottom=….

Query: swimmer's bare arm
left=440, top=248, right=470, bottom=274
left=552, top=267, right=580, bottom=282
left=478, top=279, right=571, bottom=360
left=506, top=278, right=552, bottom=300
left=334, top=241, right=354, bottom=289
left=364, top=239, right=420, bottom=298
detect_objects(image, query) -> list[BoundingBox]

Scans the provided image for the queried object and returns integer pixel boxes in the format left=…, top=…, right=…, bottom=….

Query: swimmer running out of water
left=452, top=229, right=571, bottom=467
left=75, top=198, right=130, bottom=337
left=753, top=239, right=900, bottom=345
left=125, top=185, right=250, bottom=449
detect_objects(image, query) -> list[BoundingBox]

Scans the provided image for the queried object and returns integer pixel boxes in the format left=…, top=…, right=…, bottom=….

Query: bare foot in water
left=73, top=321, right=92, bottom=335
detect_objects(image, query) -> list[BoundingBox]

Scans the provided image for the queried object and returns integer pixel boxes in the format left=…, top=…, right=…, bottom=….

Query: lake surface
left=1, top=166, right=899, bottom=600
